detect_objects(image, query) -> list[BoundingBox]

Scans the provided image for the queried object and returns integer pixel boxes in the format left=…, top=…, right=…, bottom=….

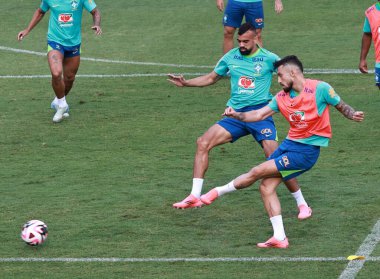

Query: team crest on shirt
left=253, top=63, right=263, bottom=75
left=71, top=0, right=79, bottom=10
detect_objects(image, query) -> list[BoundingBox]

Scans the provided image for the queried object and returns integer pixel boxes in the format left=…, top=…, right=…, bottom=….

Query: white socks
left=291, top=189, right=308, bottom=207
left=270, top=215, right=286, bottom=241
left=57, top=96, right=67, bottom=108
left=190, top=178, right=204, bottom=198
left=191, top=180, right=237, bottom=199
left=215, top=181, right=237, bottom=196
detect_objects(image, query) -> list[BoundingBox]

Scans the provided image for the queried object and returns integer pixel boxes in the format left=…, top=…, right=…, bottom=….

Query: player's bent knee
left=223, top=27, right=235, bottom=38
left=196, top=136, right=212, bottom=152
left=51, top=71, right=63, bottom=80
left=246, top=166, right=264, bottom=182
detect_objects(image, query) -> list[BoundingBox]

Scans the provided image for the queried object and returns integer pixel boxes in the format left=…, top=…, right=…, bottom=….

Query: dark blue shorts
left=268, top=139, right=320, bottom=181
left=223, top=0, right=264, bottom=29
left=217, top=103, right=277, bottom=144
left=375, top=67, right=380, bottom=87
left=48, top=41, right=81, bottom=58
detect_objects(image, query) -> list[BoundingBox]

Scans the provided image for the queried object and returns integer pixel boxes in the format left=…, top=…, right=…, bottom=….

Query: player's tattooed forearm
left=335, top=100, right=355, bottom=120
left=235, top=112, right=245, bottom=121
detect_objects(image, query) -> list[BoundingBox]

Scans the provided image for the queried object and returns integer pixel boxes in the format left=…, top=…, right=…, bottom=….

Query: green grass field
left=0, top=0, right=379, bottom=278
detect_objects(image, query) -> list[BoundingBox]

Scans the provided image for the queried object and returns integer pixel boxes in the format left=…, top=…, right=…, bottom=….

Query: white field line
left=339, top=219, right=380, bottom=279
left=0, top=45, right=374, bottom=74
left=0, top=257, right=379, bottom=263
left=0, top=46, right=212, bottom=69
left=0, top=73, right=206, bottom=79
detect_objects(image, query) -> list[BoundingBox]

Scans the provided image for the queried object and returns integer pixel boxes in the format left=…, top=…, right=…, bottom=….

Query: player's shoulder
left=316, top=80, right=332, bottom=91
left=365, top=4, right=377, bottom=15
left=223, top=48, right=242, bottom=61
left=257, top=47, right=280, bottom=61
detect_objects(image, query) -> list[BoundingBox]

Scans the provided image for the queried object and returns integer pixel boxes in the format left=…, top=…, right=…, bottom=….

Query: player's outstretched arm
left=17, top=8, right=45, bottom=41
left=167, top=71, right=221, bottom=87
left=359, top=33, right=372, bottom=74
left=335, top=100, right=364, bottom=122
left=223, top=105, right=275, bottom=122
left=274, top=0, right=283, bottom=14
left=91, top=8, right=102, bottom=35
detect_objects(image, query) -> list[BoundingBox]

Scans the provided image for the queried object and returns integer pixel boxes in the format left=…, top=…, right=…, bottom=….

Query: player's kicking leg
left=262, top=139, right=312, bottom=220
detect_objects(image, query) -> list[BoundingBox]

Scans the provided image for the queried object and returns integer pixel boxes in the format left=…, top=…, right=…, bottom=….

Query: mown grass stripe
left=0, top=257, right=379, bottom=263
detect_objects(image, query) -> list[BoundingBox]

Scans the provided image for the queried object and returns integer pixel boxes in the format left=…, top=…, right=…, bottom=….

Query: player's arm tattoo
left=335, top=100, right=356, bottom=120
left=234, top=112, right=245, bottom=121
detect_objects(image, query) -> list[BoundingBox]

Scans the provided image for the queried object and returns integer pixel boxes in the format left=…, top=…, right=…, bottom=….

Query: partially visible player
left=17, top=0, right=102, bottom=123
left=201, top=55, right=364, bottom=248
left=359, top=0, right=380, bottom=90
left=168, top=23, right=312, bottom=220
left=216, top=0, right=283, bottom=53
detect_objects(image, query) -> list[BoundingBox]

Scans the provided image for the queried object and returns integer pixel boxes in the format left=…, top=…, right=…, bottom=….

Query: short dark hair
left=238, top=22, right=257, bottom=35
left=274, top=55, right=304, bottom=73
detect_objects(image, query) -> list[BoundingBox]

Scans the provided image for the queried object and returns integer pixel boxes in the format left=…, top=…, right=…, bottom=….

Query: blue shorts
left=47, top=41, right=81, bottom=58
left=375, top=67, right=380, bottom=87
left=223, top=0, right=264, bottom=29
left=268, top=139, right=320, bottom=181
left=217, top=103, right=277, bottom=144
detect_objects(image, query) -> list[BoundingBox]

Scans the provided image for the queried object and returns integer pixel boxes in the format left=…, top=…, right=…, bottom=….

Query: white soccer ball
left=21, top=220, right=48, bottom=246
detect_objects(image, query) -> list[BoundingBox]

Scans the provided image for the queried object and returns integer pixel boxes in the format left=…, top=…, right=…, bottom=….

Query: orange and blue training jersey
left=268, top=79, right=341, bottom=147
left=363, top=2, right=380, bottom=65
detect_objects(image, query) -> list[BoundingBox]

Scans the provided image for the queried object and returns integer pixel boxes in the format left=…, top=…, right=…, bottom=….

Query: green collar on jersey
left=243, top=44, right=262, bottom=58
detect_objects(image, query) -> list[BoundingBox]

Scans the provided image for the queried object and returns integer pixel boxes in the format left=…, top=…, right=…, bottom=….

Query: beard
left=282, top=81, right=293, bottom=93
left=239, top=47, right=252, bottom=55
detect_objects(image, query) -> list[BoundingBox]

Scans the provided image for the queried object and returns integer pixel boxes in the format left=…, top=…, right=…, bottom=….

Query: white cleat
left=53, top=105, right=69, bottom=123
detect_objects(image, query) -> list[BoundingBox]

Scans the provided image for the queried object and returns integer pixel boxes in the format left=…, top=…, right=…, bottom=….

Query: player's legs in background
left=244, top=1, right=264, bottom=46
left=172, top=124, right=232, bottom=209
left=222, top=0, right=244, bottom=53
left=63, top=55, right=80, bottom=96
left=48, top=50, right=65, bottom=100
left=223, top=26, right=237, bottom=54
left=48, top=50, right=69, bottom=123
left=255, top=28, right=262, bottom=47
left=261, top=139, right=311, bottom=219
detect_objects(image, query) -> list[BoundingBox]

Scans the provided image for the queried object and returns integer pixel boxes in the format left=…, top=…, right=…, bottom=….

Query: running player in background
left=201, top=55, right=364, bottom=248
left=216, top=0, right=283, bottom=53
left=359, top=0, right=380, bottom=90
left=168, top=23, right=311, bottom=220
left=17, top=0, right=102, bottom=123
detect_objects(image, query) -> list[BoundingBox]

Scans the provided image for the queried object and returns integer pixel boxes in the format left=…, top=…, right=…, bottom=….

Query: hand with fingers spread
left=167, top=74, right=188, bottom=87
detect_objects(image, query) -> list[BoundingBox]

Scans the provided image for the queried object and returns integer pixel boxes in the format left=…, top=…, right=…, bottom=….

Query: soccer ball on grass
left=21, top=220, right=48, bottom=246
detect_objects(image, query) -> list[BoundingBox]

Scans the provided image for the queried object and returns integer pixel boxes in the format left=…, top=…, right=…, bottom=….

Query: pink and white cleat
left=298, top=204, right=312, bottom=220
left=257, top=236, right=289, bottom=249
left=200, top=189, right=219, bottom=205
left=172, top=194, right=203, bottom=209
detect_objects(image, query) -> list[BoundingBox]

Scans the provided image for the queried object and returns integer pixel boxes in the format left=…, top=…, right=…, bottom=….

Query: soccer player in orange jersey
left=359, top=1, right=380, bottom=90
left=201, top=56, right=364, bottom=248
